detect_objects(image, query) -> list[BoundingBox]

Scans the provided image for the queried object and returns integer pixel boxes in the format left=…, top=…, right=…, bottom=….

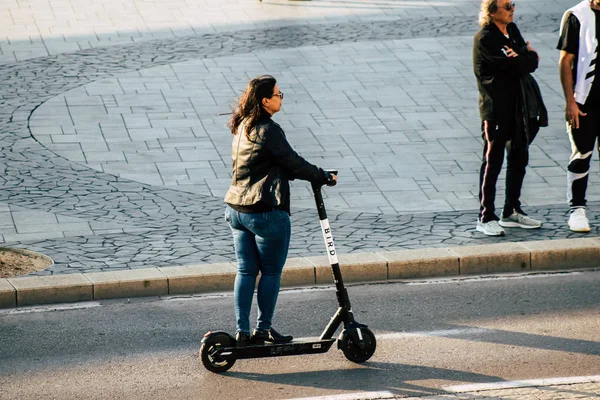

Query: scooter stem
left=311, top=179, right=353, bottom=314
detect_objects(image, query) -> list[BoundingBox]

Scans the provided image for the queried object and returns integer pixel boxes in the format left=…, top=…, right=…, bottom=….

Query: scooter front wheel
left=340, top=327, right=376, bottom=363
left=200, top=332, right=236, bottom=373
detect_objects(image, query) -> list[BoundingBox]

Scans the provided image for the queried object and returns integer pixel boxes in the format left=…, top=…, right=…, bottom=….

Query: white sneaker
left=499, top=212, right=542, bottom=229
left=568, top=208, right=591, bottom=232
left=476, top=220, right=505, bottom=236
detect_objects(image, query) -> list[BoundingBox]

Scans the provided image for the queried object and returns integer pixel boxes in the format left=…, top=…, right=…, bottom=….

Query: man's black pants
left=478, top=120, right=529, bottom=223
left=567, top=102, right=599, bottom=209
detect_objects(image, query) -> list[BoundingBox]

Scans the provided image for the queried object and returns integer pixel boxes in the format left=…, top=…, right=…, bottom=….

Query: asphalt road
left=1, top=269, right=599, bottom=399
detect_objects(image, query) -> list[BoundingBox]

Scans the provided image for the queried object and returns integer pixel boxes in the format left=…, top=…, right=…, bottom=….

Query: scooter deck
left=219, top=338, right=336, bottom=360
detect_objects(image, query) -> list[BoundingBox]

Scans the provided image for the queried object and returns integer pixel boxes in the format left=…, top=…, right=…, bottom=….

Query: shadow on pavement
left=226, top=361, right=502, bottom=397
left=441, top=323, right=600, bottom=356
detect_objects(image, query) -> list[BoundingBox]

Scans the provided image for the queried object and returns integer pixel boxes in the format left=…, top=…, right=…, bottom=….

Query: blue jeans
left=225, top=206, right=291, bottom=334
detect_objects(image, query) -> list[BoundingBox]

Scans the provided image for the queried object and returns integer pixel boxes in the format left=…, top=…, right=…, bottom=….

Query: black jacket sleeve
left=264, top=123, right=326, bottom=184
left=477, top=25, right=538, bottom=75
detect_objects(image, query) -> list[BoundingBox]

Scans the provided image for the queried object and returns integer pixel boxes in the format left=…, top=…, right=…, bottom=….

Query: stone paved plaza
left=1, top=0, right=600, bottom=275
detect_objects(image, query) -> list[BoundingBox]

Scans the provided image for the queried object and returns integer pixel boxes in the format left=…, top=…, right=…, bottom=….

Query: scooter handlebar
left=325, top=169, right=338, bottom=187
left=313, top=169, right=338, bottom=191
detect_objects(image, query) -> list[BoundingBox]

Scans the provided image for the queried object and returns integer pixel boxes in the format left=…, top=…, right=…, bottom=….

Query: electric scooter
left=199, top=171, right=376, bottom=373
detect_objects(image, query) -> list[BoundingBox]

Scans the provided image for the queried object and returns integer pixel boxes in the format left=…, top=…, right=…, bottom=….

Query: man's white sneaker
left=568, top=208, right=591, bottom=232
left=476, top=220, right=505, bottom=236
left=499, top=212, right=542, bottom=229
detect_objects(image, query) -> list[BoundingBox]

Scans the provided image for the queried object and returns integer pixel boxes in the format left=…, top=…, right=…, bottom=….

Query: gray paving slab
left=1, top=0, right=599, bottom=277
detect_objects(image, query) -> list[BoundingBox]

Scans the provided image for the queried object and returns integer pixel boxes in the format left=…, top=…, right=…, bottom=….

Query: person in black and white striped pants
left=558, top=0, right=600, bottom=232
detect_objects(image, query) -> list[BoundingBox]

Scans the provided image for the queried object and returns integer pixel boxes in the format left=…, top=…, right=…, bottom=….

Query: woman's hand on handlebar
left=326, top=172, right=337, bottom=186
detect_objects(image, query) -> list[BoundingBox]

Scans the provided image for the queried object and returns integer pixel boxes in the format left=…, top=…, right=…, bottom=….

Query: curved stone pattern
left=3, top=14, right=588, bottom=275
left=11, top=203, right=600, bottom=275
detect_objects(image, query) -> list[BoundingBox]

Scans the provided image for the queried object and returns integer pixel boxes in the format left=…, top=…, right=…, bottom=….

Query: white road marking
left=163, top=293, right=232, bottom=301
left=162, top=286, right=336, bottom=301
left=0, top=302, right=101, bottom=314
left=377, top=327, right=487, bottom=340
left=444, top=375, right=600, bottom=392
left=288, top=391, right=395, bottom=400
left=162, top=270, right=591, bottom=302
left=404, top=271, right=584, bottom=285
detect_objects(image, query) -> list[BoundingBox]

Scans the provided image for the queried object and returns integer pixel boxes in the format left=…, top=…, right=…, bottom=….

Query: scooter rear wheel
left=200, top=332, right=236, bottom=373
left=340, top=328, right=376, bottom=363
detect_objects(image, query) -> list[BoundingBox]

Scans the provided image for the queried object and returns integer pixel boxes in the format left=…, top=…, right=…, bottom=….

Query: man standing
left=558, top=0, right=600, bottom=232
left=473, top=0, right=543, bottom=236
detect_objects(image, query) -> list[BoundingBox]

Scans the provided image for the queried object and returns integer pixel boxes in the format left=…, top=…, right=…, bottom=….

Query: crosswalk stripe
left=444, top=375, right=600, bottom=392
left=287, top=391, right=395, bottom=400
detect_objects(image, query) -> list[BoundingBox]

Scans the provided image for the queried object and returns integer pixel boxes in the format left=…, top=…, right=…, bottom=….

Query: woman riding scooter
left=224, top=75, right=337, bottom=346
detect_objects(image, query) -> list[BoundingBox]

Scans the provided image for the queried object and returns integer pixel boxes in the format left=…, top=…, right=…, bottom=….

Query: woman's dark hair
left=229, top=75, right=277, bottom=137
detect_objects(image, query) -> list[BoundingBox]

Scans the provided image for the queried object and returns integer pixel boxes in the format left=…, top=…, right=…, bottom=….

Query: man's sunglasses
left=502, top=2, right=516, bottom=11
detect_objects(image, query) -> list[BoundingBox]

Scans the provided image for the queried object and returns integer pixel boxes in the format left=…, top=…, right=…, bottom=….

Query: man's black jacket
left=473, top=22, right=539, bottom=121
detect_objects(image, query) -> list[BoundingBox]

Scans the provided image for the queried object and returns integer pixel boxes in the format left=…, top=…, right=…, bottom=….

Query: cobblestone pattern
left=2, top=14, right=587, bottom=275
left=0, top=0, right=489, bottom=63
left=15, top=201, right=600, bottom=275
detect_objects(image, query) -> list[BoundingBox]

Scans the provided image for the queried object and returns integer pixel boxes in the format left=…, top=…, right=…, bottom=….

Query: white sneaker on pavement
left=476, top=220, right=505, bottom=236
left=499, top=212, right=542, bottom=229
left=568, top=208, right=591, bottom=232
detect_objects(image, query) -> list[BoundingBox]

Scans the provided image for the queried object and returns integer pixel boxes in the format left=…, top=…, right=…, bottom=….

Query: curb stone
left=0, top=278, right=17, bottom=308
left=378, top=248, right=459, bottom=279
left=157, top=263, right=237, bottom=294
left=85, top=269, right=168, bottom=300
left=452, top=242, right=531, bottom=275
left=1, top=238, right=599, bottom=308
left=6, top=273, right=92, bottom=307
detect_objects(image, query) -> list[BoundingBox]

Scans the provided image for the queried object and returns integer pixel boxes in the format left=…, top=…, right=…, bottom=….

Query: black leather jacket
left=473, top=22, right=539, bottom=121
left=224, top=115, right=328, bottom=214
